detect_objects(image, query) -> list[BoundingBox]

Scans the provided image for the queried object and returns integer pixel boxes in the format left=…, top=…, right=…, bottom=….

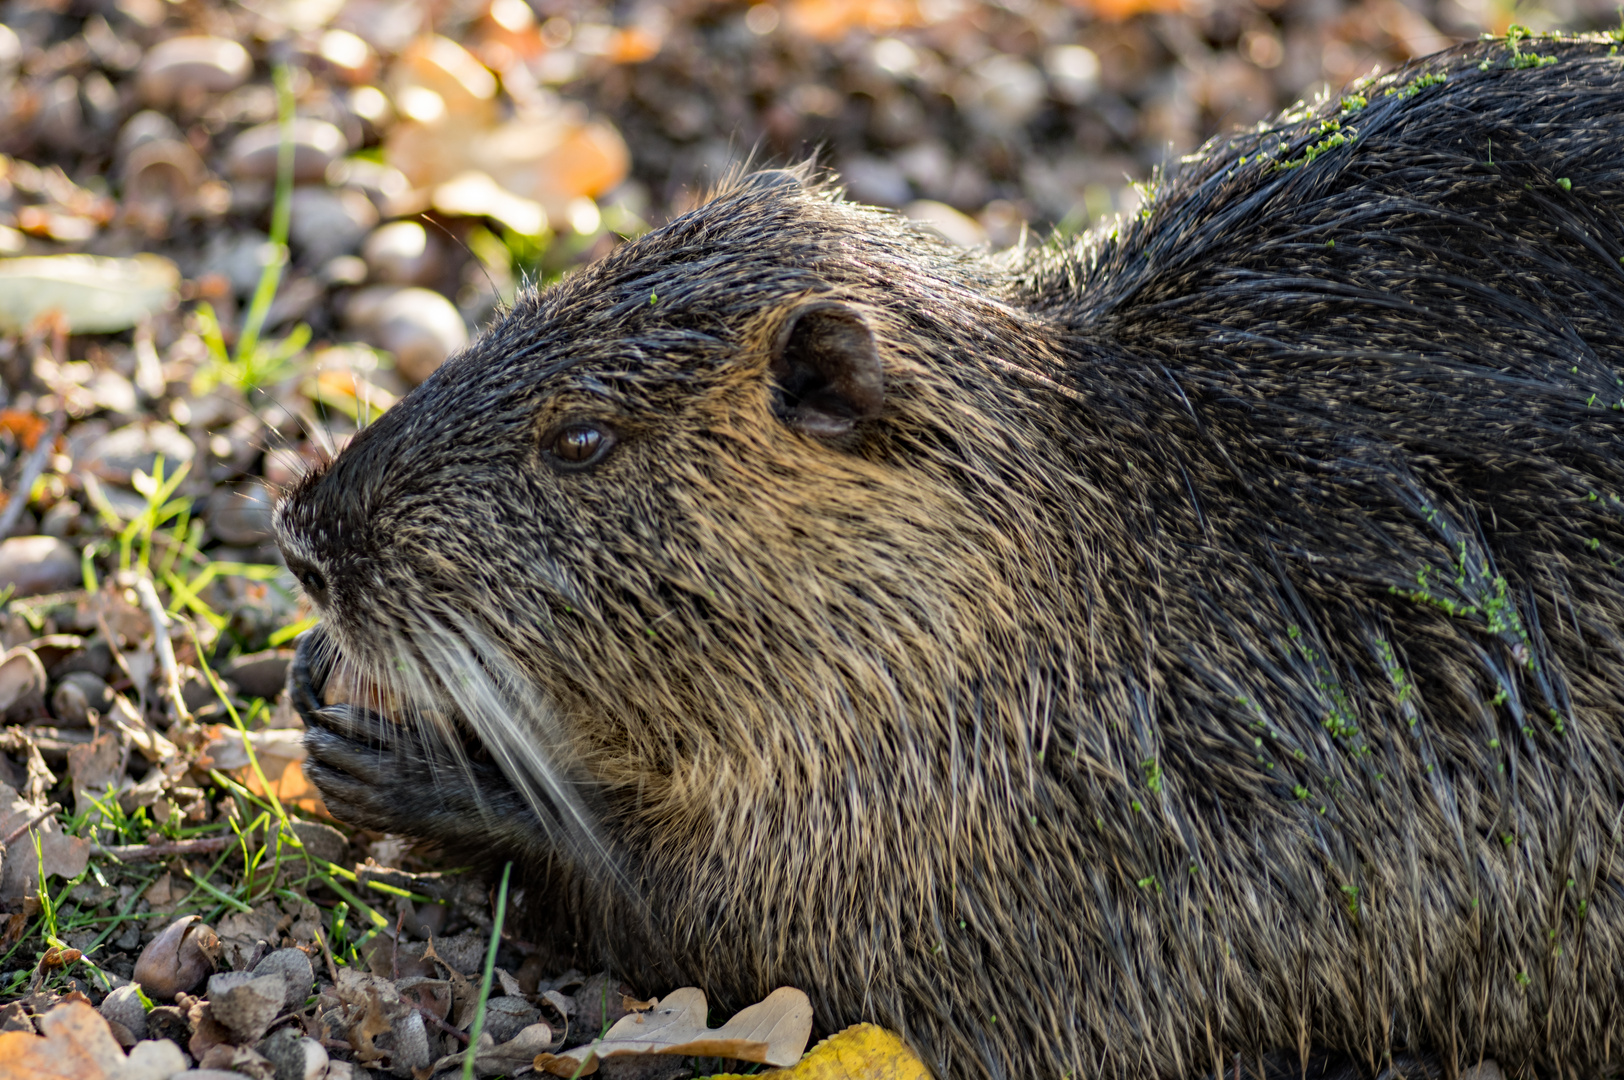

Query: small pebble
left=136, top=36, right=252, bottom=107
left=253, top=947, right=316, bottom=1010
left=124, top=1040, right=189, bottom=1080
left=82, top=421, right=195, bottom=485
left=839, top=155, right=911, bottom=208
left=320, top=254, right=368, bottom=286
left=288, top=186, right=378, bottom=264
left=483, top=995, right=541, bottom=1043
left=964, top=54, right=1047, bottom=129
left=349, top=286, right=469, bottom=384
left=51, top=671, right=111, bottom=726
left=258, top=1028, right=329, bottom=1080
left=207, top=972, right=286, bottom=1044
left=222, top=649, right=294, bottom=700
left=226, top=119, right=349, bottom=183
left=0, top=536, right=81, bottom=597
left=99, top=984, right=148, bottom=1043
left=34, top=76, right=83, bottom=154
left=117, top=110, right=184, bottom=162
left=209, top=480, right=275, bottom=546
left=86, top=369, right=139, bottom=415
left=39, top=499, right=83, bottom=538
left=1045, top=44, right=1101, bottom=105
left=361, top=220, right=440, bottom=285
left=316, top=29, right=378, bottom=84
left=0, top=648, right=47, bottom=720
left=289, top=820, right=347, bottom=865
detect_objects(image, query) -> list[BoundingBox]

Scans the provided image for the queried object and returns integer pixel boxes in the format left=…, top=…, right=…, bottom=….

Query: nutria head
left=275, top=167, right=1094, bottom=873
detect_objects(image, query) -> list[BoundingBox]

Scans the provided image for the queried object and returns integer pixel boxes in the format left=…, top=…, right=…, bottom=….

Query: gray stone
left=348, top=286, right=468, bottom=385
left=252, top=948, right=315, bottom=1011
left=482, top=995, right=540, bottom=1043
left=226, top=119, right=348, bottom=183
left=361, top=220, right=440, bottom=285
left=905, top=200, right=988, bottom=248
left=963, top=54, right=1047, bottom=129
left=99, top=984, right=148, bottom=1042
left=136, top=36, right=252, bottom=107
left=209, top=480, right=274, bottom=546
left=117, top=110, right=183, bottom=162
left=222, top=649, right=293, bottom=701
left=288, top=186, right=378, bottom=264
left=289, top=820, right=347, bottom=865
left=839, top=155, right=911, bottom=208
left=256, top=1027, right=328, bottom=1080
left=123, top=1039, right=188, bottom=1080
left=82, top=421, right=195, bottom=485
left=0, top=536, right=80, bottom=597
left=0, top=647, right=47, bottom=720
left=35, top=76, right=83, bottom=154
left=51, top=671, right=111, bottom=726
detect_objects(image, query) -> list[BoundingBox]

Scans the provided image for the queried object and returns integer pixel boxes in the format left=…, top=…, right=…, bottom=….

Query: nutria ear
left=770, top=302, right=885, bottom=438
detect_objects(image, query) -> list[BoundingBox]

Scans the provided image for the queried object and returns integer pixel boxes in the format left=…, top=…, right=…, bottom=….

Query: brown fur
left=279, top=37, right=1624, bottom=1080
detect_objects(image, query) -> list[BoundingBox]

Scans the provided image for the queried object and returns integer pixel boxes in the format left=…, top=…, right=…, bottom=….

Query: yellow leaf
left=703, top=1024, right=933, bottom=1080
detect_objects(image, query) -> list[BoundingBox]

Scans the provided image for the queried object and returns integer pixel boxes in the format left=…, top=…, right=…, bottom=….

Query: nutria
left=277, top=35, right=1624, bottom=1080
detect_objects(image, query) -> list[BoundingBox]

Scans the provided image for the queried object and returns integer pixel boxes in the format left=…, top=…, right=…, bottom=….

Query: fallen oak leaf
left=703, top=1024, right=932, bottom=1080
left=534, top=986, right=812, bottom=1078
left=0, top=1000, right=126, bottom=1080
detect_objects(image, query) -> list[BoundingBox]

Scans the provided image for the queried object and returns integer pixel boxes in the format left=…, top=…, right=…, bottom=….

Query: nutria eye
left=546, top=423, right=616, bottom=468
left=289, top=559, right=328, bottom=604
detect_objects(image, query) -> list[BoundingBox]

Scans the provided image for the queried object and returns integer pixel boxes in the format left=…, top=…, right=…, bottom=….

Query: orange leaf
left=239, top=751, right=328, bottom=818
left=1064, top=0, right=1188, bottom=19
left=0, top=1001, right=125, bottom=1080
left=0, top=409, right=49, bottom=451
left=608, top=27, right=662, bottom=64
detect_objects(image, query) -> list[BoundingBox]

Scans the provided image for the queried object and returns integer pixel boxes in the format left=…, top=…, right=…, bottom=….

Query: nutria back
left=278, top=35, right=1624, bottom=1080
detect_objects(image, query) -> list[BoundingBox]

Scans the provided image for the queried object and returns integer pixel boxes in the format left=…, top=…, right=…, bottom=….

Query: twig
left=135, top=576, right=192, bottom=726
left=418, top=1003, right=470, bottom=1044
left=94, top=835, right=233, bottom=860
left=0, top=803, right=60, bottom=849
left=312, top=924, right=342, bottom=987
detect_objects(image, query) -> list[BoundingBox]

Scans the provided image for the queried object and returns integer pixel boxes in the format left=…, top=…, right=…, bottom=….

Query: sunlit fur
left=277, top=38, right=1624, bottom=1080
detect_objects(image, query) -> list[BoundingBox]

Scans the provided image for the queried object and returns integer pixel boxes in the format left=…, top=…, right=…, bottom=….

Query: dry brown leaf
left=704, top=1024, right=932, bottom=1080
left=333, top=967, right=429, bottom=1070
left=0, top=1000, right=126, bottom=1080
left=533, top=986, right=811, bottom=1077
left=0, top=782, right=90, bottom=910
left=103, top=692, right=179, bottom=764
left=430, top=1021, right=557, bottom=1078
left=66, top=731, right=122, bottom=820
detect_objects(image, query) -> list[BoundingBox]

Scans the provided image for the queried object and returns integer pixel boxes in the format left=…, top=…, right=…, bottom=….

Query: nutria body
left=279, top=37, right=1624, bottom=1080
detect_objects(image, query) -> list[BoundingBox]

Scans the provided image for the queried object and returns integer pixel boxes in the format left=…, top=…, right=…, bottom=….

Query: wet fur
left=278, top=38, right=1624, bottom=1080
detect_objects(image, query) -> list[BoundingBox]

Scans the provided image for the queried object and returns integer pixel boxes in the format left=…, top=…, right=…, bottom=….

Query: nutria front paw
left=290, top=629, right=550, bottom=861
